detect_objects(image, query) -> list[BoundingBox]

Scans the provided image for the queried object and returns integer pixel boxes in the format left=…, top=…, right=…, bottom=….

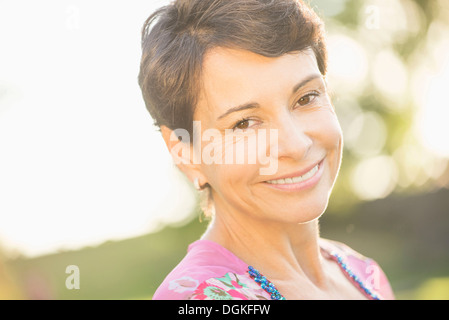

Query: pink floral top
left=152, top=239, right=394, bottom=300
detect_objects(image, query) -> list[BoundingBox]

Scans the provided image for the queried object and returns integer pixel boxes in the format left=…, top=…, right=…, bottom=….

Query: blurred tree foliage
left=309, top=0, right=449, bottom=212
left=7, top=217, right=208, bottom=300
left=0, top=251, right=23, bottom=299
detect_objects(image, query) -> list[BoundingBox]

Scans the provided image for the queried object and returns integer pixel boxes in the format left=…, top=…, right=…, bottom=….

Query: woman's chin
left=258, top=198, right=329, bottom=225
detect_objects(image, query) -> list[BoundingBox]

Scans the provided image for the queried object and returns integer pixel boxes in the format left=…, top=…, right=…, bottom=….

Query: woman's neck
left=201, top=205, right=327, bottom=287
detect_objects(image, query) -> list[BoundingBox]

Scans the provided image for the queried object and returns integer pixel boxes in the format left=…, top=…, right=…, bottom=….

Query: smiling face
left=192, top=47, right=343, bottom=224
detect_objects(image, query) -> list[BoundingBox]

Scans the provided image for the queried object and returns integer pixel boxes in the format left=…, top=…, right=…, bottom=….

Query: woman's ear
left=160, top=125, right=208, bottom=186
left=160, top=125, right=191, bottom=165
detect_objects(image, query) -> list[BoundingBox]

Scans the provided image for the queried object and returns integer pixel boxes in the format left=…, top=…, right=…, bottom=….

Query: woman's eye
left=297, top=92, right=318, bottom=106
left=233, top=118, right=254, bottom=131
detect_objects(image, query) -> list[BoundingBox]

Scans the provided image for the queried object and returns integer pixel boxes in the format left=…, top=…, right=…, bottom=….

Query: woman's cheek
left=312, top=108, right=343, bottom=148
left=318, top=112, right=344, bottom=177
left=201, top=132, right=264, bottom=186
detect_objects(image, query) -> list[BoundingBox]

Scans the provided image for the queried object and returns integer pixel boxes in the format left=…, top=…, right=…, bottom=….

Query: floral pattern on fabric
left=153, top=239, right=394, bottom=300
left=185, top=272, right=271, bottom=300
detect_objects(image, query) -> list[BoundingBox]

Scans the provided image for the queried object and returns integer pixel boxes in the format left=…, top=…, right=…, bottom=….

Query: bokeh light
left=372, top=49, right=408, bottom=107
left=327, top=33, right=369, bottom=94
left=344, top=111, right=387, bottom=158
left=415, top=57, right=449, bottom=157
left=350, top=155, right=398, bottom=200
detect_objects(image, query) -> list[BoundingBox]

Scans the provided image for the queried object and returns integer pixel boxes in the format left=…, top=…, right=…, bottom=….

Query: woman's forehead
left=197, top=48, right=320, bottom=117
left=202, top=47, right=317, bottom=78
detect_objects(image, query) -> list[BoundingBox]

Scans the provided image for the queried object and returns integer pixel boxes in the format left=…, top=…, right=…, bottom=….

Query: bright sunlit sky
left=0, top=0, right=198, bottom=257
left=0, top=0, right=448, bottom=258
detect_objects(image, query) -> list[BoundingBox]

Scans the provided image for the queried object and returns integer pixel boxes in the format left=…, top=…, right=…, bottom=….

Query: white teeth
left=266, top=164, right=318, bottom=185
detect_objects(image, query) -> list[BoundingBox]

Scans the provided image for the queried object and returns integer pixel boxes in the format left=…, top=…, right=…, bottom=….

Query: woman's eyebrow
left=291, top=73, right=323, bottom=94
left=216, top=73, right=323, bottom=121
left=216, top=102, right=260, bottom=121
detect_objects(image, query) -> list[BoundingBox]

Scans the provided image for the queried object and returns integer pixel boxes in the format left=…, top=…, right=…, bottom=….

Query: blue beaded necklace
left=248, top=252, right=380, bottom=300
left=248, top=266, right=285, bottom=300
left=331, top=253, right=380, bottom=300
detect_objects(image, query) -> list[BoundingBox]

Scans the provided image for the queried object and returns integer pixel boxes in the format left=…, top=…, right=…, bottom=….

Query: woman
left=139, top=0, right=394, bottom=300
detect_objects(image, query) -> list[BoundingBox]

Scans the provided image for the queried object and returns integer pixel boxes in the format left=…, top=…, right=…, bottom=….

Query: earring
left=193, top=178, right=201, bottom=190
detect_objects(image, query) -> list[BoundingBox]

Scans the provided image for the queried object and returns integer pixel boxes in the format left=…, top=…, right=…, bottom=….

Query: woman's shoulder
left=319, top=238, right=369, bottom=260
left=152, top=239, right=271, bottom=300
left=319, top=238, right=395, bottom=300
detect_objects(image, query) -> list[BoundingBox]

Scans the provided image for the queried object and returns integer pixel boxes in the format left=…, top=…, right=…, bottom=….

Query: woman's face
left=192, top=48, right=343, bottom=224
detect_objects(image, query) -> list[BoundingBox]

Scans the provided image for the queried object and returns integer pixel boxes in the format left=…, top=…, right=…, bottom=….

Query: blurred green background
left=1, top=0, right=449, bottom=299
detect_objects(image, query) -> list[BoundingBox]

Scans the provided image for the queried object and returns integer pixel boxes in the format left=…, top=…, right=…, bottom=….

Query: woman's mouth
left=263, top=158, right=324, bottom=191
left=266, top=164, right=319, bottom=185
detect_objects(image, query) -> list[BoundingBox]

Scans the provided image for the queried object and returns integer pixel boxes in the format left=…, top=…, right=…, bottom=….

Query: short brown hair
left=138, top=0, right=327, bottom=137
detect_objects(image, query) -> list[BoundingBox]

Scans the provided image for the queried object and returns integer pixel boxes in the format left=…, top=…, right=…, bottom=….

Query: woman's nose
left=273, top=115, right=313, bottom=161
